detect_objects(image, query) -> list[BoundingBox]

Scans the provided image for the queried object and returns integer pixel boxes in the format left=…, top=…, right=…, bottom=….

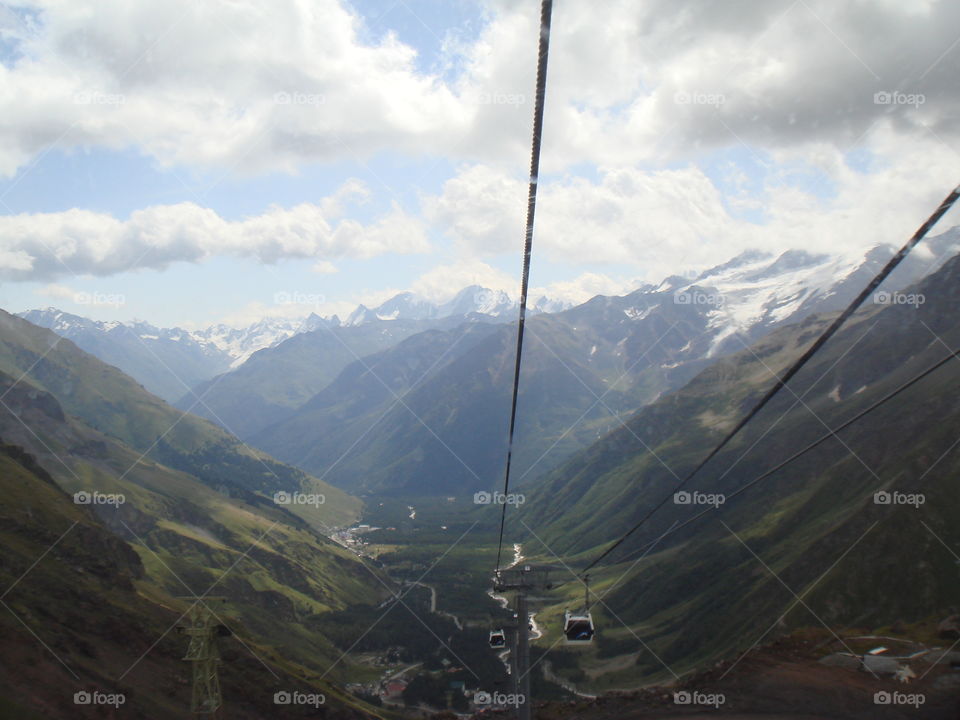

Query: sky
left=0, top=0, right=959, bottom=328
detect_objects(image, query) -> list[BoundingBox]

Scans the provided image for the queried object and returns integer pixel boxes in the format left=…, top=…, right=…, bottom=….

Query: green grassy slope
left=181, top=318, right=453, bottom=439
left=0, top=311, right=412, bottom=717
left=512, top=253, right=960, bottom=688
left=0, top=442, right=394, bottom=719
left=0, top=309, right=360, bottom=529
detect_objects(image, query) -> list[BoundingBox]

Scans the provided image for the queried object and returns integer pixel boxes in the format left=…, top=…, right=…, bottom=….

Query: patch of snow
left=624, top=306, right=654, bottom=321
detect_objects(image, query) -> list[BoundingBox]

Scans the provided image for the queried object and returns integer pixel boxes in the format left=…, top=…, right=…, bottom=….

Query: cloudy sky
left=0, top=0, right=958, bottom=327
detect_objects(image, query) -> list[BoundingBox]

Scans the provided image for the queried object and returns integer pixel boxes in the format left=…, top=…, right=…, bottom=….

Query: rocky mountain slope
left=249, top=231, right=960, bottom=496
left=510, top=251, right=960, bottom=688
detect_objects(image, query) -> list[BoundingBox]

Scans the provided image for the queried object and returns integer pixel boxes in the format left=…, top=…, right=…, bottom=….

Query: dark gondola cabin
left=489, top=629, right=506, bottom=648
left=563, top=610, right=595, bottom=644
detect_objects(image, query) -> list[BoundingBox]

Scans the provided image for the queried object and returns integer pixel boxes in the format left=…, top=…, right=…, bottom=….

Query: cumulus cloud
left=531, top=273, right=640, bottom=306
left=310, top=260, right=339, bottom=274
left=0, top=186, right=429, bottom=281
left=422, top=165, right=527, bottom=255
left=1, top=1, right=958, bottom=178
left=37, top=282, right=76, bottom=300
left=427, top=163, right=749, bottom=276
left=427, top=120, right=960, bottom=284
left=0, top=0, right=470, bottom=176
left=409, top=260, right=517, bottom=303
left=527, top=0, right=960, bottom=168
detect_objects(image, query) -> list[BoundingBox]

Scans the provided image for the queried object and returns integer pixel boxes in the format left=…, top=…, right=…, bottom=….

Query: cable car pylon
left=493, top=565, right=555, bottom=720
left=176, top=597, right=232, bottom=718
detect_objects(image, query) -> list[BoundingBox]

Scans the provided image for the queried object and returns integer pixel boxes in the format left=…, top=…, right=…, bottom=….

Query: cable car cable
left=494, top=0, right=554, bottom=576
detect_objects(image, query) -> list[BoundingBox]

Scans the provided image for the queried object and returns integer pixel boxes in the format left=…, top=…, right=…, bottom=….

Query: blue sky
left=0, top=0, right=958, bottom=328
left=0, top=0, right=483, bottom=325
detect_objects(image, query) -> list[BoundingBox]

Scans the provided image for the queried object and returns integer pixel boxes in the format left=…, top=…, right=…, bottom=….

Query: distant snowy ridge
left=17, top=285, right=569, bottom=367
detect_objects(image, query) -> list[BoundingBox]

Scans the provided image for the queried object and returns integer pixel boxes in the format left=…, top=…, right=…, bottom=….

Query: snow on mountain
left=16, top=228, right=958, bottom=404
left=344, top=304, right=376, bottom=326
left=341, top=286, right=567, bottom=326
left=21, top=309, right=317, bottom=369
left=656, top=230, right=960, bottom=359
left=192, top=313, right=328, bottom=369
left=373, top=292, right=439, bottom=321
left=438, top=285, right=514, bottom=317
left=14, top=309, right=327, bottom=402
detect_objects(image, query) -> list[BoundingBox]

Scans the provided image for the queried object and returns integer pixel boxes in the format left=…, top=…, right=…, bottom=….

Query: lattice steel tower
left=178, top=598, right=230, bottom=717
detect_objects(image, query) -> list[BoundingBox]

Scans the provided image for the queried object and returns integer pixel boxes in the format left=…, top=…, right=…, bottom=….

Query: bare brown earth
left=442, top=634, right=960, bottom=720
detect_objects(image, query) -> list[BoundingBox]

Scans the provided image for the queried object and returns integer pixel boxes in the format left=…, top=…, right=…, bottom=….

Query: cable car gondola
left=489, top=629, right=506, bottom=648
left=563, top=609, right=595, bottom=644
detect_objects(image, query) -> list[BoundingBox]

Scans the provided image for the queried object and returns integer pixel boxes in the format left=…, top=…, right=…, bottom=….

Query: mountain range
left=251, top=230, right=960, bottom=496
left=172, top=285, right=567, bottom=439
left=19, top=231, right=960, bottom=499
left=16, top=309, right=326, bottom=404
left=18, top=284, right=563, bottom=407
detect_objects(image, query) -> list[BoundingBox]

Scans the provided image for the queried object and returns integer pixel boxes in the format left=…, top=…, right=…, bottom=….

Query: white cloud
left=427, top=163, right=750, bottom=277
left=37, top=282, right=76, bottom=300
left=0, top=0, right=470, bottom=176
left=422, top=165, right=526, bottom=255
left=0, top=185, right=430, bottom=281
left=409, top=260, right=517, bottom=303
left=310, top=260, right=338, bottom=274
left=531, top=273, right=639, bottom=306
left=427, top=121, right=960, bottom=284
left=319, top=179, right=370, bottom=219
left=2, top=1, right=958, bottom=178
